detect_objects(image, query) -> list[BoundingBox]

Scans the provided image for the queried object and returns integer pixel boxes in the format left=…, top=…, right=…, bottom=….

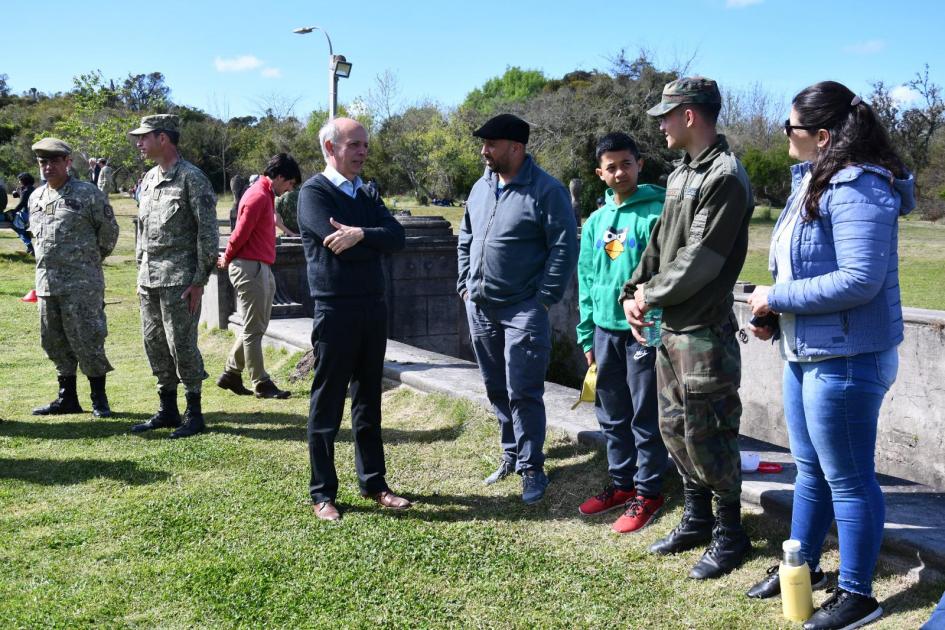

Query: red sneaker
left=612, top=494, right=664, bottom=534
left=578, top=483, right=635, bottom=515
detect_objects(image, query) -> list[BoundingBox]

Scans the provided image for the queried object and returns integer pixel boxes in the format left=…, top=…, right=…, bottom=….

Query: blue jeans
left=593, top=326, right=666, bottom=496
left=784, top=347, right=898, bottom=596
left=920, top=591, right=945, bottom=630
left=465, top=297, right=550, bottom=472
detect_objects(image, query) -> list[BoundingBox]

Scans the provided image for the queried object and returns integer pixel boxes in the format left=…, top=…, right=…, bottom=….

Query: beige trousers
left=225, top=258, right=276, bottom=386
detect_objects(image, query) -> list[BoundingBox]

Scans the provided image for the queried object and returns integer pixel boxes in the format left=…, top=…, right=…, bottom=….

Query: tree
left=871, top=66, right=945, bottom=219
left=462, top=67, right=548, bottom=114
left=121, top=72, right=171, bottom=112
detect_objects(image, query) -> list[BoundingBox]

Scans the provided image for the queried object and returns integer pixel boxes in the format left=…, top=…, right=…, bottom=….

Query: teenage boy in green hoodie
left=575, top=132, right=668, bottom=533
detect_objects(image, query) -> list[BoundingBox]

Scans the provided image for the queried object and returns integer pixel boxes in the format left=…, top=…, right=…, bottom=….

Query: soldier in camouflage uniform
left=274, top=187, right=300, bottom=235
left=97, top=159, right=113, bottom=194
left=622, top=78, right=755, bottom=580
left=128, top=115, right=218, bottom=439
left=28, top=138, right=120, bottom=418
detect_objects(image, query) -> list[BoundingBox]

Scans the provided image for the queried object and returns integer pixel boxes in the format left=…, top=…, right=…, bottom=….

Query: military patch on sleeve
left=104, top=204, right=114, bottom=219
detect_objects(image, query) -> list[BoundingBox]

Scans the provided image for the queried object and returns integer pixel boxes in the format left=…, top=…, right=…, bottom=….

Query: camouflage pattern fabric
left=39, top=292, right=113, bottom=377
left=97, top=165, right=114, bottom=194
left=135, top=159, right=218, bottom=289
left=28, top=176, right=119, bottom=297
left=655, top=312, right=742, bottom=504
left=138, top=285, right=207, bottom=394
left=275, top=189, right=299, bottom=233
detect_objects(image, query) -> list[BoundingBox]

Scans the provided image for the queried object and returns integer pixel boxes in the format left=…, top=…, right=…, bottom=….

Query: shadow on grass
left=206, top=412, right=466, bottom=445
left=330, top=441, right=615, bottom=524
left=0, top=418, right=142, bottom=439
left=0, top=457, right=170, bottom=485
left=0, top=251, right=33, bottom=264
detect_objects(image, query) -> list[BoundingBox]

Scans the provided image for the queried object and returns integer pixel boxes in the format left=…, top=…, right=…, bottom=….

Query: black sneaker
left=483, top=460, right=514, bottom=485
left=803, top=587, right=882, bottom=630
left=747, top=564, right=829, bottom=599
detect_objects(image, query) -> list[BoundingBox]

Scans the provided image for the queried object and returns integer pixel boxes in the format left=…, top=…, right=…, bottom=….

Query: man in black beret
left=457, top=114, right=578, bottom=504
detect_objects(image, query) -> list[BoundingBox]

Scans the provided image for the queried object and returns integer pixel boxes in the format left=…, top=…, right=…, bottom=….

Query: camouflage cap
left=31, top=137, right=73, bottom=157
left=129, top=114, right=180, bottom=136
left=646, top=76, right=722, bottom=117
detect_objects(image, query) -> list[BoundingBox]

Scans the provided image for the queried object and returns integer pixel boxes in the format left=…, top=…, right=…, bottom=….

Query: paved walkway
left=259, top=316, right=945, bottom=571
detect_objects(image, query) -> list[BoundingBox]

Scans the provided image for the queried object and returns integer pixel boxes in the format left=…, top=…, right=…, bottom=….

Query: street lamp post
left=293, top=25, right=352, bottom=120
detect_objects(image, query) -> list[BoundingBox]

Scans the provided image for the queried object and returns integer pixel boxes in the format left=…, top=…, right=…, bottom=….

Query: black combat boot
left=33, top=374, right=84, bottom=415
left=88, top=375, right=111, bottom=418
left=170, top=392, right=205, bottom=439
left=131, top=389, right=181, bottom=433
left=648, top=484, right=714, bottom=555
left=688, top=501, right=752, bottom=580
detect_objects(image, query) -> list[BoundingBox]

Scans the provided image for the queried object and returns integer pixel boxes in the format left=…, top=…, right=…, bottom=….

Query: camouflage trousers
left=656, top=312, right=743, bottom=505
left=39, top=291, right=113, bottom=378
left=139, top=285, right=207, bottom=394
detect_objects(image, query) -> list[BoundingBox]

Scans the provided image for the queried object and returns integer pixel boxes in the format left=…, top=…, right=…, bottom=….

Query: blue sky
left=4, top=0, right=941, bottom=120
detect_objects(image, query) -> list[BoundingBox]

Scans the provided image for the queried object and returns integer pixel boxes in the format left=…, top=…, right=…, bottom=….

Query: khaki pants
left=225, top=258, right=276, bottom=386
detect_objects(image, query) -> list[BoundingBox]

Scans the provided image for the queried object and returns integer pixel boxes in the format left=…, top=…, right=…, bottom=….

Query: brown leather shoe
left=216, top=371, right=253, bottom=396
left=365, top=490, right=412, bottom=510
left=313, top=501, right=341, bottom=521
left=255, top=379, right=291, bottom=399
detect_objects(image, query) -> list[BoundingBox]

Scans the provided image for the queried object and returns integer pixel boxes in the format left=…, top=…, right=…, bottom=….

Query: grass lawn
left=0, top=195, right=941, bottom=627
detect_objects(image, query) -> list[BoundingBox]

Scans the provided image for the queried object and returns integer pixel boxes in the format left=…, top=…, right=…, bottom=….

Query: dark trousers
left=308, top=301, right=389, bottom=504
left=593, top=326, right=666, bottom=496
left=465, top=297, right=551, bottom=472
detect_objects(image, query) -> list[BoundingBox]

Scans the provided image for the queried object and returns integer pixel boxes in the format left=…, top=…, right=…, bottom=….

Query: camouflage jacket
left=624, top=135, right=754, bottom=332
left=136, top=159, right=218, bottom=289
left=97, top=165, right=113, bottom=193
left=275, top=188, right=299, bottom=233
left=29, top=177, right=119, bottom=297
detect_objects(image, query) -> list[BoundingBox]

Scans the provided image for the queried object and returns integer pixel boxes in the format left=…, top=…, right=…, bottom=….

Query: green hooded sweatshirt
left=576, top=183, right=665, bottom=351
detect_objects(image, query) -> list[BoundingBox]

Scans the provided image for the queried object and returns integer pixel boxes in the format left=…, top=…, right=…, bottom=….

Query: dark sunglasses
left=783, top=120, right=820, bottom=136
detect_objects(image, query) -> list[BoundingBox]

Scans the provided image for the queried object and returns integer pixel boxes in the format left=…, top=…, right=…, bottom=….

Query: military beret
left=473, top=113, right=530, bottom=145
left=31, top=137, right=73, bottom=158
left=129, top=114, right=180, bottom=136
left=646, top=76, right=722, bottom=117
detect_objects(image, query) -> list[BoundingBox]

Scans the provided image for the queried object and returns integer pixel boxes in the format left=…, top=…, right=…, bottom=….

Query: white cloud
left=261, top=67, right=282, bottom=79
left=214, top=55, right=264, bottom=72
left=890, top=85, right=922, bottom=106
left=726, top=0, right=762, bottom=7
left=843, top=39, right=886, bottom=54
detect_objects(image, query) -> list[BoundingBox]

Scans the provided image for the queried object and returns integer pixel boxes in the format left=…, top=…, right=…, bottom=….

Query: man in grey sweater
left=458, top=113, right=578, bottom=504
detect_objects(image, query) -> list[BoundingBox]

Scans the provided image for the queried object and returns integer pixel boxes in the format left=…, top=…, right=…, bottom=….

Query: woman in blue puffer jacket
left=745, top=80, right=914, bottom=630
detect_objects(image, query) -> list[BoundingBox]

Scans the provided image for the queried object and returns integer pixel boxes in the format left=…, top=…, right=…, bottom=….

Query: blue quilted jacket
left=767, top=161, right=915, bottom=357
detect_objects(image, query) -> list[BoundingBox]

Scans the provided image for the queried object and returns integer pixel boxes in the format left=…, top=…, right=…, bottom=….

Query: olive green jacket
left=623, top=135, right=753, bottom=332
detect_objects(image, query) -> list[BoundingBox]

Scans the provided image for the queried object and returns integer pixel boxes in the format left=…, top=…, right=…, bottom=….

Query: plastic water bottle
left=780, top=539, right=814, bottom=622
left=643, top=307, right=663, bottom=348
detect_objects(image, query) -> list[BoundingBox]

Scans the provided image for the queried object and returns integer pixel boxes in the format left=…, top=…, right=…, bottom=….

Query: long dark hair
left=792, top=81, right=906, bottom=220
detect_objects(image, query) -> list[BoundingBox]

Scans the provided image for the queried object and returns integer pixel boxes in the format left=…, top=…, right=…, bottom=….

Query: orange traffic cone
left=20, top=289, right=37, bottom=303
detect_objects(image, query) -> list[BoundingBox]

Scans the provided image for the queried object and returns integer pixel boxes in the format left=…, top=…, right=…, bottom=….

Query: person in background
left=575, top=132, right=668, bottom=533
left=746, top=81, right=913, bottom=630
left=216, top=153, right=301, bottom=400
left=88, top=157, right=100, bottom=185
left=274, top=184, right=300, bottom=236
left=97, top=158, right=113, bottom=194
left=7, top=173, right=36, bottom=255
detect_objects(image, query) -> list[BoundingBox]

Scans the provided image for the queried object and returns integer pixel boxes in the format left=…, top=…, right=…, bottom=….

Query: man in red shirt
left=216, top=153, right=302, bottom=398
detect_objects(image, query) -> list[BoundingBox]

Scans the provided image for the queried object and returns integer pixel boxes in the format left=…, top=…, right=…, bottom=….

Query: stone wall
left=734, top=296, right=945, bottom=491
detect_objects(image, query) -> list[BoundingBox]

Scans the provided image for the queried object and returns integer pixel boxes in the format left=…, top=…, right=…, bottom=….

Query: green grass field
left=0, top=195, right=941, bottom=627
